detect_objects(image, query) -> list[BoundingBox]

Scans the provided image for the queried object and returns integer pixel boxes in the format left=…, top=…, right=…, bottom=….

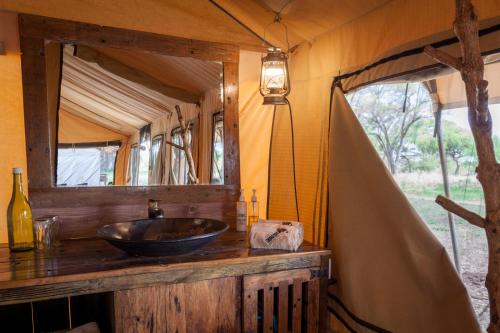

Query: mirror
left=53, top=44, right=224, bottom=187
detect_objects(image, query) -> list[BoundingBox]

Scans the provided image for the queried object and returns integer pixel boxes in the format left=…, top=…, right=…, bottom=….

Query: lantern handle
left=263, top=12, right=290, bottom=54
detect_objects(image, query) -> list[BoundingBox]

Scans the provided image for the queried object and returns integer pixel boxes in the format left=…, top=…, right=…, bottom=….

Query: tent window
left=210, top=111, right=224, bottom=184
left=137, top=124, right=151, bottom=186
left=128, top=143, right=140, bottom=186
left=168, top=126, right=192, bottom=185
left=57, top=142, right=120, bottom=187
left=149, top=134, right=164, bottom=185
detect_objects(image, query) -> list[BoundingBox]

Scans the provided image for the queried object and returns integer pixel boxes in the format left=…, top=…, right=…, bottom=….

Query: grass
left=393, top=172, right=486, bottom=237
left=406, top=195, right=484, bottom=234
left=399, top=180, right=484, bottom=202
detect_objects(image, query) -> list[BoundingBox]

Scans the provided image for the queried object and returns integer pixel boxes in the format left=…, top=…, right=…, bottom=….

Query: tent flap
left=327, top=86, right=480, bottom=332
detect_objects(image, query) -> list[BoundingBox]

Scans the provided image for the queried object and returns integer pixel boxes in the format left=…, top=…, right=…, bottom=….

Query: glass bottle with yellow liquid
left=7, top=167, right=34, bottom=251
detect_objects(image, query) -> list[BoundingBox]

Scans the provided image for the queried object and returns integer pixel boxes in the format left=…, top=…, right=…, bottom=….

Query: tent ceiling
left=96, top=47, right=222, bottom=96
left=1, top=0, right=393, bottom=50
left=213, top=0, right=391, bottom=49
left=60, top=46, right=218, bottom=136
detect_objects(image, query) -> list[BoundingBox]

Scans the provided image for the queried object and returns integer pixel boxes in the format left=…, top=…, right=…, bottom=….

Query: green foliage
left=348, top=82, right=432, bottom=174
left=442, top=121, right=475, bottom=175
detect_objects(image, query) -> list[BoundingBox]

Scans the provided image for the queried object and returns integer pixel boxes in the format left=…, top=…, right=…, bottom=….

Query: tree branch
left=423, top=45, right=462, bottom=71
left=175, top=105, right=199, bottom=184
left=435, top=194, right=485, bottom=228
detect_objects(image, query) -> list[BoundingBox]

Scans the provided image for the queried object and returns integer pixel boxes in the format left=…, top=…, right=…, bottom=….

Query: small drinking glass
left=34, top=216, right=59, bottom=250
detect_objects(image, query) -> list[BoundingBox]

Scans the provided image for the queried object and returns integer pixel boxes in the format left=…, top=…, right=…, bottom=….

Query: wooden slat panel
left=242, top=269, right=326, bottom=333
left=263, top=283, right=274, bottom=333
left=278, top=281, right=289, bottom=333
left=243, top=289, right=258, bottom=333
left=292, top=279, right=303, bottom=333
left=244, top=269, right=311, bottom=290
left=307, top=279, right=320, bottom=333
left=244, top=268, right=312, bottom=291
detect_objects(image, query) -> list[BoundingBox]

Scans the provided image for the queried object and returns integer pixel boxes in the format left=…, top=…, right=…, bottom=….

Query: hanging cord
left=266, top=106, right=277, bottom=219
left=208, top=0, right=275, bottom=48
left=266, top=101, right=300, bottom=222
left=287, top=100, right=300, bottom=221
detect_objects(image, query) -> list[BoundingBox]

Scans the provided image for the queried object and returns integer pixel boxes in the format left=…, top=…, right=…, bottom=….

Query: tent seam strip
left=333, top=21, right=500, bottom=86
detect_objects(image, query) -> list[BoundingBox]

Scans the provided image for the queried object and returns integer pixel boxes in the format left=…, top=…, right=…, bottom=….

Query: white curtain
left=327, top=86, right=480, bottom=332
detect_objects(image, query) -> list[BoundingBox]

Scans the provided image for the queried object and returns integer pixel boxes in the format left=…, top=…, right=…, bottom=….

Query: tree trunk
left=387, top=155, right=396, bottom=174
left=453, top=158, right=460, bottom=175
left=425, top=1, right=500, bottom=332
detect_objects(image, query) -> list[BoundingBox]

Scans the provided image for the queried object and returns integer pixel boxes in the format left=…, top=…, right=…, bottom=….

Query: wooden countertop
left=0, top=231, right=330, bottom=305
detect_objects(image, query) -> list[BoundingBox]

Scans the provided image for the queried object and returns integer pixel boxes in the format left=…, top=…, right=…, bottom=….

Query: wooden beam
left=18, top=14, right=239, bottom=63
left=19, top=36, right=54, bottom=189
left=223, top=62, right=240, bottom=187
left=74, top=45, right=200, bottom=104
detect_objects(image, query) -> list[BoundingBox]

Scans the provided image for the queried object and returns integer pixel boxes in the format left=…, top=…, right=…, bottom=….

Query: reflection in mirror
left=52, top=44, right=224, bottom=186
left=211, top=112, right=224, bottom=184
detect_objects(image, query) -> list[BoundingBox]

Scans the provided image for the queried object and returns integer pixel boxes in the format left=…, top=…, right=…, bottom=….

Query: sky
left=443, top=104, right=500, bottom=136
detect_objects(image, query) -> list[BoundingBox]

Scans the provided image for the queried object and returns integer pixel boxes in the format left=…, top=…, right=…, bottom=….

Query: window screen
left=149, top=134, right=164, bottom=185
left=128, top=143, right=139, bottom=186
left=169, top=126, right=192, bottom=185
left=211, top=112, right=224, bottom=184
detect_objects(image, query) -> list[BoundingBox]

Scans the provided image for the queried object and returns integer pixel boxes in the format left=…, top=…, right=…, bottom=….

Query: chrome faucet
left=148, top=199, right=164, bottom=219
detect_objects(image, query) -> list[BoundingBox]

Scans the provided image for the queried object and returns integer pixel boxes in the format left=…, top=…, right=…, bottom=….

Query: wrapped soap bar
left=249, top=220, right=304, bottom=251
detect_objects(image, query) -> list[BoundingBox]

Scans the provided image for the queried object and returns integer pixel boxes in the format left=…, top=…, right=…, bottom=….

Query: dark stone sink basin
left=97, top=218, right=229, bottom=256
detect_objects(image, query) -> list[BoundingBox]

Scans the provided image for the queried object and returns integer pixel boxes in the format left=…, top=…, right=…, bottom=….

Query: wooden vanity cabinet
left=0, top=234, right=329, bottom=333
left=114, top=268, right=325, bottom=333
left=114, top=277, right=241, bottom=333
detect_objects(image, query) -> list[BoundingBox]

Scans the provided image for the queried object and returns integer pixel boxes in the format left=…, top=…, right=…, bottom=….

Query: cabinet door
left=243, top=268, right=322, bottom=333
left=114, top=276, right=240, bottom=333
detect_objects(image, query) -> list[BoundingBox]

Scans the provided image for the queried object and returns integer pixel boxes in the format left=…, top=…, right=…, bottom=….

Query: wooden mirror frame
left=18, top=14, right=240, bottom=238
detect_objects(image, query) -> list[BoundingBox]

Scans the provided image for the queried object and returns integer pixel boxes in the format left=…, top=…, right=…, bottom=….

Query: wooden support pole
left=424, top=1, right=500, bottom=331
left=435, top=107, right=462, bottom=273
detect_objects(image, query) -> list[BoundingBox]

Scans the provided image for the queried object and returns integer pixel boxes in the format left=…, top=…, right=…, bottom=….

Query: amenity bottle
left=248, top=189, right=259, bottom=226
left=7, top=167, right=34, bottom=251
left=236, top=189, right=247, bottom=231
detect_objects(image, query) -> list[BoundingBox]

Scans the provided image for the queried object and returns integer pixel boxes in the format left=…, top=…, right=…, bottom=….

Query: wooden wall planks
left=114, top=277, right=240, bottom=333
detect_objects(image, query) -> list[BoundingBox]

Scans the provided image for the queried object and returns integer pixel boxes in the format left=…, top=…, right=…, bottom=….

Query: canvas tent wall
left=3, top=0, right=500, bottom=239
left=1, top=0, right=500, bottom=331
